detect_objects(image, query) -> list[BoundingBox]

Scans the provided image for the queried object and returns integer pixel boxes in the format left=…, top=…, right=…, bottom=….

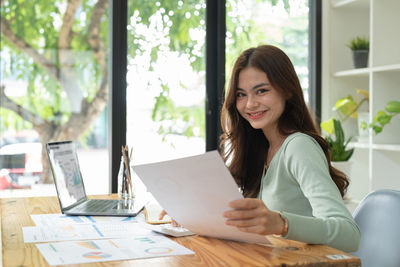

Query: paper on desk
left=133, top=150, right=270, bottom=244
left=30, top=213, right=141, bottom=227
left=36, top=236, right=194, bottom=266
left=23, top=222, right=157, bottom=243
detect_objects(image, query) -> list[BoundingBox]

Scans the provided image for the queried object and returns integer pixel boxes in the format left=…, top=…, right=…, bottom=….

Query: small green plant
left=321, top=118, right=354, bottom=162
left=347, top=36, right=370, bottom=51
left=320, top=89, right=367, bottom=161
left=365, top=101, right=400, bottom=134
left=334, top=88, right=369, bottom=121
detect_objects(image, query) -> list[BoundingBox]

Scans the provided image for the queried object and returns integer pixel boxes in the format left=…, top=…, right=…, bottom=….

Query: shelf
left=349, top=141, right=370, bottom=149
left=333, top=68, right=369, bottom=77
left=324, top=0, right=400, bottom=202
left=372, top=144, right=400, bottom=151
left=333, top=64, right=400, bottom=77
left=332, top=0, right=369, bottom=9
left=349, top=142, right=400, bottom=151
left=372, top=64, right=400, bottom=73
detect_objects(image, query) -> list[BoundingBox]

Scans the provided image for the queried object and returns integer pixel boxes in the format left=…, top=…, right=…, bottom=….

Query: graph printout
left=36, top=236, right=194, bottom=265
left=23, top=222, right=157, bottom=243
left=30, top=213, right=141, bottom=227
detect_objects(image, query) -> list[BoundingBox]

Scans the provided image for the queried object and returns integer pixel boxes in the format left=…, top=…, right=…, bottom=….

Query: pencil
left=122, top=146, right=133, bottom=197
left=121, top=147, right=127, bottom=196
left=125, top=146, right=135, bottom=197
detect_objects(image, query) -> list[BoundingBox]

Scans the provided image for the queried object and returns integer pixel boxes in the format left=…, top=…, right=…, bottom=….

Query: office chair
left=351, top=189, right=400, bottom=267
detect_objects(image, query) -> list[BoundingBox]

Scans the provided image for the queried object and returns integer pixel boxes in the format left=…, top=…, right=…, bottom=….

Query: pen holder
left=117, top=156, right=134, bottom=200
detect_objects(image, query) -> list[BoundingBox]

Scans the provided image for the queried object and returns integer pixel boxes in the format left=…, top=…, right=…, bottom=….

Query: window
left=126, top=1, right=206, bottom=164
left=0, top=0, right=110, bottom=196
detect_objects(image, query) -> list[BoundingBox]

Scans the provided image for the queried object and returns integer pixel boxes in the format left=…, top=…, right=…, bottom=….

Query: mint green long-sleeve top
left=258, top=132, right=361, bottom=252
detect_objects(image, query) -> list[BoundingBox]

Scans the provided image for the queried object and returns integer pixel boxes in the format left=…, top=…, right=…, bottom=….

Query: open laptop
left=46, top=141, right=145, bottom=216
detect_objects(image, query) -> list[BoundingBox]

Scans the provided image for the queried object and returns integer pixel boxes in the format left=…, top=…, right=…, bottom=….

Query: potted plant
left=347, top=36, right=369, bottom=68
left=321, top=118, right=354, bottom=162
left=321, top=118, right=354, bottom=181
left=364, top=100, right=400, bottom=135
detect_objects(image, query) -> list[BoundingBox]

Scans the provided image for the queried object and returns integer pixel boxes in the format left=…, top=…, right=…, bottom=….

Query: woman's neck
left=263, top=128, right=285, bottom=150
left=263, top=128, right=287, bottom=167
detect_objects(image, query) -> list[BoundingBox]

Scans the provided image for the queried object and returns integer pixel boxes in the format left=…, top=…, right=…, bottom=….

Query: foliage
left=320, top=88, right=368, bottom=136
left=1, top=0, right=106, bottom=126
left=366, top=101, right=400, bottom=135
left=347, top=36, right=370, bottom=51
left=151, top=83, right=205, bottom=140
left=126, top=0, right=206, bottom=141
left=321, top=118, right=354, bottom=162
left=1, top=0, right=209, bottom=142
left=333, top=89, right=369, bottom=122
left=320, top=89, right=365, bottom=161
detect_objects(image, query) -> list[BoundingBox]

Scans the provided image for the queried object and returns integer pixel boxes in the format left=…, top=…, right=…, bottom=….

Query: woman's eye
left=236, top=92, right=245, bottom=98
left=257, top=88, right=268, bottom=94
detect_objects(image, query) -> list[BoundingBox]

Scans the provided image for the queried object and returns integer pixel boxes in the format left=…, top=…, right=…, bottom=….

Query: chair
left=351, top=189, right=400, bottom=267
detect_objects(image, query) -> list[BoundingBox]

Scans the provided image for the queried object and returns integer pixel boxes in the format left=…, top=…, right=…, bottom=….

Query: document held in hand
left=133, top=151, right=270, bottom=244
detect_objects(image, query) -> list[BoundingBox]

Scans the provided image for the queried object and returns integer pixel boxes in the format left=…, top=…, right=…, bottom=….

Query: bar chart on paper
left=36, top=236, right=194, bottom=265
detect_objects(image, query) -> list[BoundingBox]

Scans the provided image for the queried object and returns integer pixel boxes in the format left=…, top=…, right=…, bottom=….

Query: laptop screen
left=47, top=141, right=87, bottom=209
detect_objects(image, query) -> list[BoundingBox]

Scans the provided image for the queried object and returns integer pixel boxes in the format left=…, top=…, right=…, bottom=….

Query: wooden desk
left=1, top=195, right=361, bottom=267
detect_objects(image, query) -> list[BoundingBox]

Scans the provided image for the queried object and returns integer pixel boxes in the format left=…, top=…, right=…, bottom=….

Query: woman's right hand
left=159, top=210, right=180, bottom=227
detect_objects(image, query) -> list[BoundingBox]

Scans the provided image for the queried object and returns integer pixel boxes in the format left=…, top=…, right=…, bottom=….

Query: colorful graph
left=76, top=241, right=100, bottom=250
left=83, top=251, right=112, bottom=259
left=144, top=247, right=173, bottom=254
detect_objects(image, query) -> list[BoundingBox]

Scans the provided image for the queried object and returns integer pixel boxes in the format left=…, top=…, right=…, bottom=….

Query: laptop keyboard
left=73, top=199, right=117, bottom=212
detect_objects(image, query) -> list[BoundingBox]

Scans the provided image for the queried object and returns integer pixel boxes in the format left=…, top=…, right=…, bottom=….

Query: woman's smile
left=247, top=110, right=267, bottom=120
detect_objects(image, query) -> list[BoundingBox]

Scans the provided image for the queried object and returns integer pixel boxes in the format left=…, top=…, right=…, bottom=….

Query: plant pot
left=357, top=111, right=369, bottom=142
left=352, top=50, right=369, bottom=68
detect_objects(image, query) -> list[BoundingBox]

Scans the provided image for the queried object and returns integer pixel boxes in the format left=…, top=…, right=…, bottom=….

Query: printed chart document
left=36, top=236, right=194, bottom=266
left=31, top=213, right=139, bottom=227
left=134, top=150, right=270, bottom=244
left=23, top=222, right=156, bottom=243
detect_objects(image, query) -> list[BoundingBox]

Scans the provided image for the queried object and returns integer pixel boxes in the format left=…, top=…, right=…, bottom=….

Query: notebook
left=46, top=141, right=145, bottom=216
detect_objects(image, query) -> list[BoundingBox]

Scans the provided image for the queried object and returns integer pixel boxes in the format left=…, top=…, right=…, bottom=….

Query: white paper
left=30, top=213, right=141, bottom=227
left=133, top=151, right=270, bottom=244
left=36, top=236, right=194, bottom=266
left=23, top=222, right=157, bottom=243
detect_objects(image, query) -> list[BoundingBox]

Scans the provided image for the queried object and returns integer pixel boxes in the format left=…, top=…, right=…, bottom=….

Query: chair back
left=351, top=189, right=400, bottom=267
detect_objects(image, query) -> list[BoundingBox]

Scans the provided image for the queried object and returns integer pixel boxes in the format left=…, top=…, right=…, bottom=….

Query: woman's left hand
left=223, top=198, right=284, bottom=236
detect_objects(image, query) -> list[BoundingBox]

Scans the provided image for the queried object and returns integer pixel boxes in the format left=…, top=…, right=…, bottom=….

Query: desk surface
left=0, top=195, right=361, bottom=267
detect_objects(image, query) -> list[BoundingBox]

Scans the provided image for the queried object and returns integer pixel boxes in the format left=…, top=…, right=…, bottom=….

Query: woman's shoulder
left=282, top=132, right=328, bottom=169
left=283, top=132, right=321, bottom=153
left=285, top=132, right=317, bottom=145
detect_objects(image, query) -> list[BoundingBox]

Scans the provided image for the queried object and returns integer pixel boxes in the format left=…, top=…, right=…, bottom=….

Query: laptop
left=46, top=141, right=145, bottom=216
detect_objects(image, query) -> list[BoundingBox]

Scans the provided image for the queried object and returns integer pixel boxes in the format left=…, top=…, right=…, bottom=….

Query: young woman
left=220, top=45, right=360, bottom=252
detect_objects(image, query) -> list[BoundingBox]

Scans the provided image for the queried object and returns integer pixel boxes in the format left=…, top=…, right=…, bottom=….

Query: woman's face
left=235, top=67, right=286, bottom=133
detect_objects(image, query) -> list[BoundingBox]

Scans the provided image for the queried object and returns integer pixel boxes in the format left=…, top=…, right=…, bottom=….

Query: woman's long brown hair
left=220, top=45, right=349, bottom=198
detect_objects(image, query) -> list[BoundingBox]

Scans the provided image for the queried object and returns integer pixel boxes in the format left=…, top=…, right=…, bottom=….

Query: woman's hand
left=159, top=210, right=180, bottom=227
left=223, top=198, right=285, bottom=236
